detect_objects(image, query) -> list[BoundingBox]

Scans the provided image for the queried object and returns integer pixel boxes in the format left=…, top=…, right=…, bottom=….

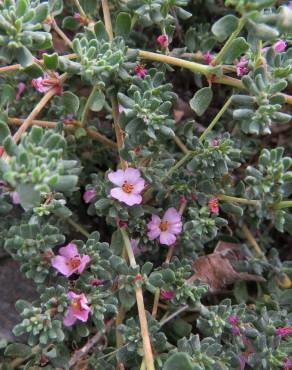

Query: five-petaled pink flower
left=134, top=64, right=148, bottom=78
left=108, top=168, right=145, bottom=206
left=63, top=292, right=91, bottom=326
left=236, top=56, right=249, bottom=77
left=273, top=39, right=287, bottom=53
left=276, top=327, right=292, bottom=337
left=160, top=289, right=176, bottom=300
left=157, top=34, right=168, bottom=48
left=83, top=189, right=97, bottom=204
left=147, top=208, right=182, bottom=246
left=52, top=243, right=90, bottom=277
left=32, top=72, right=62, bottom=94
left=16, top=82, right=26, bottom=101
left=203, top=51, right=214, bottom=65
left=208, top=198, right=219, bottom=214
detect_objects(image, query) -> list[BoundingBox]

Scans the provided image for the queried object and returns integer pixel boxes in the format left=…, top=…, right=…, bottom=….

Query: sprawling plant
left=0, top=0, right=292, bottom=369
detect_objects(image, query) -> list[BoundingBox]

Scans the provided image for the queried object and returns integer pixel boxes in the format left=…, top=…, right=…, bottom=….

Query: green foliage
left=0, top=0, right=52, bottom=65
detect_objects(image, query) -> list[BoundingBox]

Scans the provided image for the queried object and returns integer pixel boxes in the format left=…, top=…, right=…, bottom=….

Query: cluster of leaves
left=0, top=0, right=292, bottom=369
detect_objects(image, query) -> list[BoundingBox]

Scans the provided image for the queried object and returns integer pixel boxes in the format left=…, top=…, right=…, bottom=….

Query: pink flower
left=134, top=64, right=148, bottom=78
left=10, top=191, right=20, bottom=205
left=208, top=198, right=219, bottom=214
left=276, top=327, right=292, bottom=337
left=74, top=12, right=81, bottom=20
left=108, top=168, right=145, bottom=206
left=63, top=292, right=91, bottom=326
left=83, top=189, right=96, bottom=203
left=160, top=289, right=176, bottom=300
left=32, top=72, right=62, bottom=94
left=16, top=82, right=26, bottom=101
left=52, top=243, right=90, bottom=277
left=273, top=39, right=287, bottom=53
left=236, top=56, right=249, bottom=77
left=157, top=34, right=168, bottom=48
left=147, top=208, right=182, bottom=246
left=203, top=51, right=214, bottom=65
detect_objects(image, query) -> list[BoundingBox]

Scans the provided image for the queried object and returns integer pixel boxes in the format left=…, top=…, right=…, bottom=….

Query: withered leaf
left=188, top=241, right=265, bottom=292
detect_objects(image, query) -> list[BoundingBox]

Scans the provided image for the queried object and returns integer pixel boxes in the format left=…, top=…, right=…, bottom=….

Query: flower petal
left=147, top=228, right=161, bottom=240
left=163, top=208, right=181, bottom=224
left=132, top=178, right=145, bottom=194
left=147, top=215, right=161, bottom=229
left=108, top=169, right=125, bottom=186
left=168, top=222, right=182, bottom=235
left=78, top=255, right=91, bottom=274
left=59, top=243, right=79, bottom=259
left=110, top=188, right=142, bottom=205
left=160, top=231, right=176, bottom=246
left=52, top=256, right=73, bottom=277
left=63, top=311, right=77, bottom=326
left=124, top=168, right=141, bottom=183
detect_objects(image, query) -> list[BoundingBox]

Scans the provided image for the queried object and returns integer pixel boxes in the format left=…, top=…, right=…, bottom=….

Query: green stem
left=274, top=201, right=292, bottom=209
left=66, top=217, right=90, bottom=238
left=217, top=194, right=259, bottom=205
left=120, top=228, right=137, bottom=268
left=211, top=18, right=247, bottom=66
left=164, top=151, right=193, bottom=179
left=80, top=85, right=100, bottom=128
left=199, top=96, right=232, bottom=142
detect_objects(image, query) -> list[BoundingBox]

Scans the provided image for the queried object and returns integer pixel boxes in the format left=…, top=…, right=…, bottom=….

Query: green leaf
left=185, top=28, right=197, bottom=52
left=115, top=12, right=131, bottom=39
left=62, top=16, right=80, bottom=31
left=62, top=91, right=80, bottom=114
left=23, top=62, right=44, bottom=78
left=190, top=87, right=213, bottom=116
left=43, top=53, right=59, bottom=70
left=94, top=21, right=109, bottom=42
left=0, top=84, right=15, bottom=107
left=16, top=183, right=41, bottom=210
left=90, top=90, right=105, bottom=112
left=119, top=288, right=136, bottom=311
left=223, top=37, right=249, bottom=63
left=3, top=136, right=18, bottom=156
left=16, top=0, right=28, bottom=17
left=163, top=352, right=193, bottom=370
left=5, top=343, right=32, bottom=358
left=212, top=15, right=239, bottom=42
left=48, top=0, right=63, bottom=16
left=15, top=46, right=33, bottom=67
left=31, top=3, right=49, bottom=23
left=250, top=22, right=279, bottom=41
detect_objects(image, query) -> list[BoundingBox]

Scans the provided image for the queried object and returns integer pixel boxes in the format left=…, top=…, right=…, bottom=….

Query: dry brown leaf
left=187, top=241, right=265, bottom=292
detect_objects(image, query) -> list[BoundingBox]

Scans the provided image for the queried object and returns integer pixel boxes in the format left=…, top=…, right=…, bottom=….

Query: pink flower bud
left=157, top=34, right=168, bottom=48
left=160, top=289, right=176, bottom=300
left=273, top=39, right=287, bottom=53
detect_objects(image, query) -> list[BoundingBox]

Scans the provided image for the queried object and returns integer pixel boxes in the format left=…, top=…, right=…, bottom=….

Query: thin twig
left=52, top=18, right=73, bottom=48
left=8, top=117, right=117, bottom=149
left=66, top=217, right=90, bottom=238
left=69, top=319, right=114, bottom=368
left=159, top=305, right=188, bottom=327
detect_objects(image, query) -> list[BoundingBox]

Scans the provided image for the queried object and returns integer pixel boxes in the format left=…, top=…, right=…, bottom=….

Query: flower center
left=72, top=298, right=82, bottom=311
left=159, top=220, right=169, bottom=232
left=68, top=257, right=81, bottom=269
left=122, top=181, right=134, bottom=193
